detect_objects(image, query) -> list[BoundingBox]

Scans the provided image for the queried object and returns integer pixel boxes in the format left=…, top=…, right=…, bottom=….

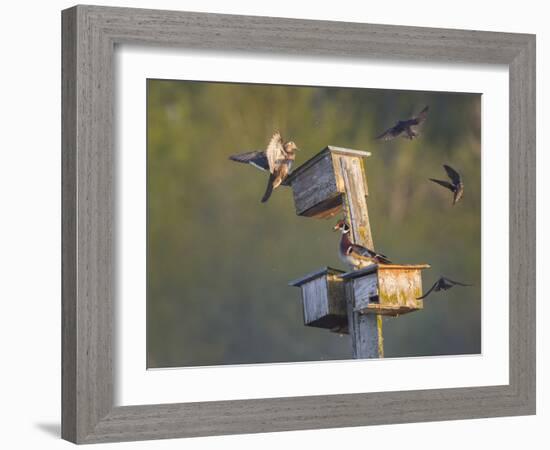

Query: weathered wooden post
left=287, top=146, right=429, bottom=359
left=340, top=264, right=429, bottom=358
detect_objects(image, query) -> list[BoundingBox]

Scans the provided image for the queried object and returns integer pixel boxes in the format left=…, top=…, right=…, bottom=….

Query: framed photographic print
left=62, top=4, right=535, bottom=444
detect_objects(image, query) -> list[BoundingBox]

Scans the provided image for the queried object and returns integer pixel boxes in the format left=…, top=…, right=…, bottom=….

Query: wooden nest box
left=289, top=267, right=347, bottom=332
left=287, top=145, right=430, bottom=357
left=341, top=264, right=431, bottom=316
left=284, top=146, right=371, bottom=219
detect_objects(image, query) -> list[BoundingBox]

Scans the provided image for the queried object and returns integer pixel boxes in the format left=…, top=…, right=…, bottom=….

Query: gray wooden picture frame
left=61, top=4, right=536, bottom=444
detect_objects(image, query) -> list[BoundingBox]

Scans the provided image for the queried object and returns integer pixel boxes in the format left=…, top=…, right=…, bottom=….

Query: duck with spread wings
left=229, top=131, right=299, bottom=203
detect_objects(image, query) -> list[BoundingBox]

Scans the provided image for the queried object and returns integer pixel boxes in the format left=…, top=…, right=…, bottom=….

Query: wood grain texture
left=61, top=7, right=77, bottom=442
left=508, top=34, right=536, bottom=415
left=377, top=267, right=424, bottom=311
left=291, top=153, right=337, bottom=215
left=336, top=155, right=373, bottom=249
left=62, top=5, right=115, bottom=443
left=71, top=5, right=532, bottom=63
left=288, top=147, right=371, bottom=218
left=334, top=152, right=382, bottom=358
left=302, top=277, right=329, bottom=324
left=61, top=4, right=536, bottom=443
left=346, top=266, right=427, bottom=316
left=352, top=275, right=378, bottom=311
left=290, top=269, right=348, bottom=332
left=345, top=282, right=382, bottom=359
left=289, top=148, right=380, bottom=348
left=327, top=275, right=347, bottom=320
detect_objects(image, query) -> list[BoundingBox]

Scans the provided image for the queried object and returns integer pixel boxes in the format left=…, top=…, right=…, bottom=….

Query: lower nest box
left=289, top=267, right=347, bottom=332
left=341, top=264, right=430, bottom=316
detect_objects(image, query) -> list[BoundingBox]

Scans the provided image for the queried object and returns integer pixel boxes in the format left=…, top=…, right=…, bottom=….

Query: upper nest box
left=284, top=146, right=371, bottom=218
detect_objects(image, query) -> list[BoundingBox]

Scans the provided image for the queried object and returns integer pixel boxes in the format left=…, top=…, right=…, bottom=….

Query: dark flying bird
left=333, top=220, right=392, bottom=269
left=376, top=105, right=429, bottom=141
left=417, top=276, right=472, bottom=299
left=429, top=164, right=464, bottom=205
left=229, top=131, right=299, bottom=203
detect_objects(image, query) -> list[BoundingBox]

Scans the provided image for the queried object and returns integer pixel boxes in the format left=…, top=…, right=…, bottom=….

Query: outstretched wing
left=410, top=105, right=429, bottom=125
left=229, top=151, right=269, bottom=171
left=417, top=279, right=439, bottom=299
left=429, top=178, right=454, bottom=191
left=265, top=131, right=285, bottom=174
left=375, top=125, right=402, bottom=141
left=443, top=164, right=461, bottom=185
left=443, top=277, right=472, bottom=287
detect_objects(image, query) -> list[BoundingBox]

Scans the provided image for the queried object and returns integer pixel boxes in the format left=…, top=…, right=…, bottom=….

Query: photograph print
left=147, top=79, right=481, bottom=368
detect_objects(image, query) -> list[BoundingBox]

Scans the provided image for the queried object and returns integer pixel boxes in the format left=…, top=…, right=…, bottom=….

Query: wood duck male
left=229, top=131, right=299, bottom=203
left=333, top=219, right=392, bottom=269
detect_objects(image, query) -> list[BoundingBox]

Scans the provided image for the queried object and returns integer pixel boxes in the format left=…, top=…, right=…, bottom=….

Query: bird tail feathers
left=376, top=255, right=392, bottom=265
left=261, top=174, right=275, bottom=203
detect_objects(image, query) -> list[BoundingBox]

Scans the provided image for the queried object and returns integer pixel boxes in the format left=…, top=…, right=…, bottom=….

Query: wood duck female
left=229, top=131, right=299, bottom=203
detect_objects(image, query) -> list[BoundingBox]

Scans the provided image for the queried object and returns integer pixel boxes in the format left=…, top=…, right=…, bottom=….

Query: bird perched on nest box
left=429, top=164, right=464, bottom=205
left=375, top=105, right=429, bottom=141
left=333, top=220, right=392, bottom=268
left=229, top=131, right=299, bottom=203
left=417, top=276, right=472, bottom=299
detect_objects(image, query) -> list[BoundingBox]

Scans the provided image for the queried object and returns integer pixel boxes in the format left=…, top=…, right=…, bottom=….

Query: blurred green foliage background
left=147, top=79, right=481, bottom=368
